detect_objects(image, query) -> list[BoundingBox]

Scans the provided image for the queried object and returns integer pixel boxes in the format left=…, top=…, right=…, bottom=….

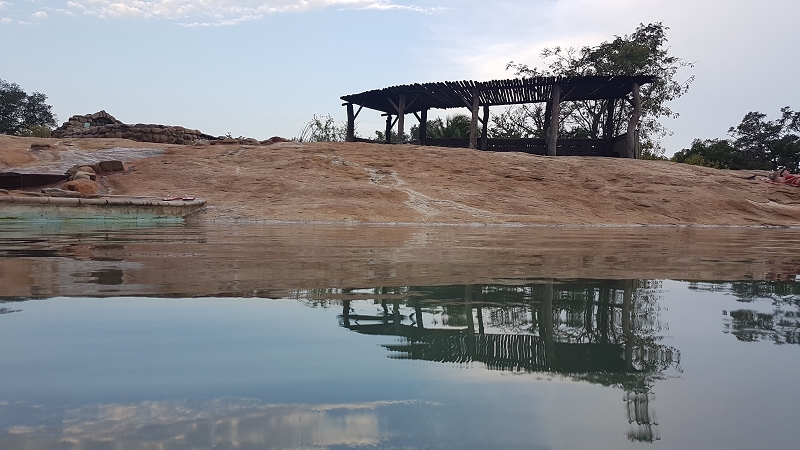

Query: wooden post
left=626, top=83, right=641, bottom=158
left=546, top=84, right=561, bottom=156
left=480, top=105, right=489, bottom=150
left=419, top=108, right=428, bottom=146
left=469, top=88, right=480, bottom=149
left=622, top=280, right=634, bottom=371
left=385, top=115, right=392, bottom=144
left=346, top=103, right=355, bottom=142
left=604, top=99, right=615, bottom=140
left=397, top=94, right=406, bottom=144
left=542, top=280, right=554, bottom=368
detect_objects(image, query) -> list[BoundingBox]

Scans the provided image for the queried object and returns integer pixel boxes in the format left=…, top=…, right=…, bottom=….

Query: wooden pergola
left=341, top=75, right=654, bottom=158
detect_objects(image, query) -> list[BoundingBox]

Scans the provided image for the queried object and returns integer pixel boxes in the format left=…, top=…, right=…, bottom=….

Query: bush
left=295, top=114, right=348, bottom=142
left=17, top=125, right=53, bottom=138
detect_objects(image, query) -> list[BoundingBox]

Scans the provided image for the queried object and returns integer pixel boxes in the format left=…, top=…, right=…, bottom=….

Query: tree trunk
left=626, top=83, right=641, bottom=158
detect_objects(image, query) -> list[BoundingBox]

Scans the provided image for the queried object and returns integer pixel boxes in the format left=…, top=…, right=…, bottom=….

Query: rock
left=97, top=160, right=124, bottom=172
left=260, top=136, right=290, bottom=145
left=63, top=179, right=99, bottom=195
left=41, top=188, right=82, bottom=198
left=67, top=164, right=98, bottom=178
left=70, top=171, right=95, bottom=181
left=30, top=143, right=51, bottom=149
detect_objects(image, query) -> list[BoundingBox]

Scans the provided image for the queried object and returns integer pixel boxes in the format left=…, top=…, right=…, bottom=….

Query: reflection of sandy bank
left=0, top=399, right=405, bottom=449
left=3, top=224, right=800, bottom=299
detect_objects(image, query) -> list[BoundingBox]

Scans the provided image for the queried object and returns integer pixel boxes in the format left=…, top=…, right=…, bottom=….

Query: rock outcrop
left=52, top=111, right=217, bottom=145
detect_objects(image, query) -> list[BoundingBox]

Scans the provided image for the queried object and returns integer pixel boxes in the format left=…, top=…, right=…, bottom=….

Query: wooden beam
left=480, top=105, right=489, bottom=150
left=346, top=103, right=355, bottom=142
left=419, top=108, right=428, bottom=146
left=404, top=93, right=421, bottom=113
left=388, top=97, right=400, bottom=113
left=469, top=88, right=481, bottom=149
left=625, top=83, right=641, bottom=158
left=546, top=84, right=561, bottom=156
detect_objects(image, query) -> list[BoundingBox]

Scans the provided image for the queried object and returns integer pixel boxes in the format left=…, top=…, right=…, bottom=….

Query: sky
left=1, top=0, right=798, bottom=155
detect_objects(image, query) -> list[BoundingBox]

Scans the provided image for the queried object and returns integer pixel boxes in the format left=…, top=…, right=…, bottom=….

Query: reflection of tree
left=689, top=281, right=800, bottom=345
left=294, top=279, right=681, bottom=443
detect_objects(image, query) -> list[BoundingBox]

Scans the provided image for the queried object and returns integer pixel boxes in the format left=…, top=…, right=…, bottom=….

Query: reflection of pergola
left=338, top=282, right=644, bottom=375
left=341, top=75, right=654, bottom=158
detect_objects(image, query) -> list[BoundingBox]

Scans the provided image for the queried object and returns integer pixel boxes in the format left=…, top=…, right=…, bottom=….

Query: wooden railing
left=424, top=134, right=628, bottom=157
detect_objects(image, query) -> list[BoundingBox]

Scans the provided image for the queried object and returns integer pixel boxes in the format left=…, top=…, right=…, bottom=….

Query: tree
left=0, top=78, right=57, bottom=136
left=495, top=22, right=694, bottom=157
left=671, top=139, right=743, bottom=169
left=410, top=114, right=472, bottom=140
left=672, top=107, right=800, bottom=171
left=729, top=107, right=800, bottom=171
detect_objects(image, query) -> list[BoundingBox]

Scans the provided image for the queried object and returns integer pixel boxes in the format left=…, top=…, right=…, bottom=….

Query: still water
left=1, top=223, right=799, bottom=449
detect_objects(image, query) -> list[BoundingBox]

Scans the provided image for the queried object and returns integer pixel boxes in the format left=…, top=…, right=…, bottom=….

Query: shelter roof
left=341, top=75, right=655, bottom=114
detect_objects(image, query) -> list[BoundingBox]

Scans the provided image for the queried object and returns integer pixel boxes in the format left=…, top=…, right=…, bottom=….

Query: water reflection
left=689, top=281, right=800, bottom=345
left=0, top=399, right=420, bottom=449
left=5, top=223, right=800, bottom=299
left=296, top=280, right=680, bottom=442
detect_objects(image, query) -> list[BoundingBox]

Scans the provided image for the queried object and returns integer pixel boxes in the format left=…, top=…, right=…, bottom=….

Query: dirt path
left=3, top=134, right=800, bottom=226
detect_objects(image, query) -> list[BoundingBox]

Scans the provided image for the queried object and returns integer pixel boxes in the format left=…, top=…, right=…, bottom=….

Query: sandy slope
left=2, top=134, right=800, bottom=226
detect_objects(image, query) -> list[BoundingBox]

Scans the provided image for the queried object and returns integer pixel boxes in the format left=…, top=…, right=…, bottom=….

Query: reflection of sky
left=1, top=287, right=800, bottom=449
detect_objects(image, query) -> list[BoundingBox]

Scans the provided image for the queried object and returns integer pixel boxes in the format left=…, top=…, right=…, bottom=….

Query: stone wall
left=52, top=111, right=217, bottom=145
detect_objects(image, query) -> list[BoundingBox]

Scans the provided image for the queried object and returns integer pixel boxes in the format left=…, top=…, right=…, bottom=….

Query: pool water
left=0, top=223, right=798, bottom=449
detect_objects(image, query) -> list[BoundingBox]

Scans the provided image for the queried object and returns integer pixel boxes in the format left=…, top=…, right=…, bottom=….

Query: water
left=0, top=223, right=799, bottom=449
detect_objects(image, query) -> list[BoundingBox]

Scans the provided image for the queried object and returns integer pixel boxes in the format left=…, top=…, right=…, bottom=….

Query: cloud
left=66, top=0, right=441, bottom=24
left=0, top=1, right=11, bottom=10
left=31, top=10, right=46, bottom=19
left=0, top=17, right=12, bottom=23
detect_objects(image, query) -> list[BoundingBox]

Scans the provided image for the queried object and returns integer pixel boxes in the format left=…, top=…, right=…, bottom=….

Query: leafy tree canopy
left=0, top=78, right=57, bottom=136
left=410, top=114, right=472, bottom=141
left=494, top=22, right=694, bottom=158
left=673, top=107, right=800, bottom=171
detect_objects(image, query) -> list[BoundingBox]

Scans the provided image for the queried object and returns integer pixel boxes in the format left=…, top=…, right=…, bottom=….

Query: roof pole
left=626, top=83, right=641, bottom=158
left=469, top=88, right=480, bottom=149
left=546, top=84, right=561, bottom=156
left=385, top=115, right=392, bottom=144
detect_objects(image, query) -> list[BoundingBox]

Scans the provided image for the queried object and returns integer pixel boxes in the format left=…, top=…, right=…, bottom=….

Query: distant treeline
left=673, top=107, right=800, bottom=171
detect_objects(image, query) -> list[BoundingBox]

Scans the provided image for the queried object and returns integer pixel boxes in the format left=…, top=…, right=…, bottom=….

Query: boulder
left=63, top=179, right=99, bottom=195
left=70, top=171, right=95, bottom=181
left=67, top=164, right=99, bottom=179
left=97, top=160, right=124, bottom=172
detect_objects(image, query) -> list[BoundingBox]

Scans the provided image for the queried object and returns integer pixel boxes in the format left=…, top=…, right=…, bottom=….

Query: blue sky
left=1, top=0, right=798, bottom=154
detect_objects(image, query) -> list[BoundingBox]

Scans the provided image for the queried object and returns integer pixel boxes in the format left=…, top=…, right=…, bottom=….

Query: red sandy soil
left=2, top=134, right=800, bottom=226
